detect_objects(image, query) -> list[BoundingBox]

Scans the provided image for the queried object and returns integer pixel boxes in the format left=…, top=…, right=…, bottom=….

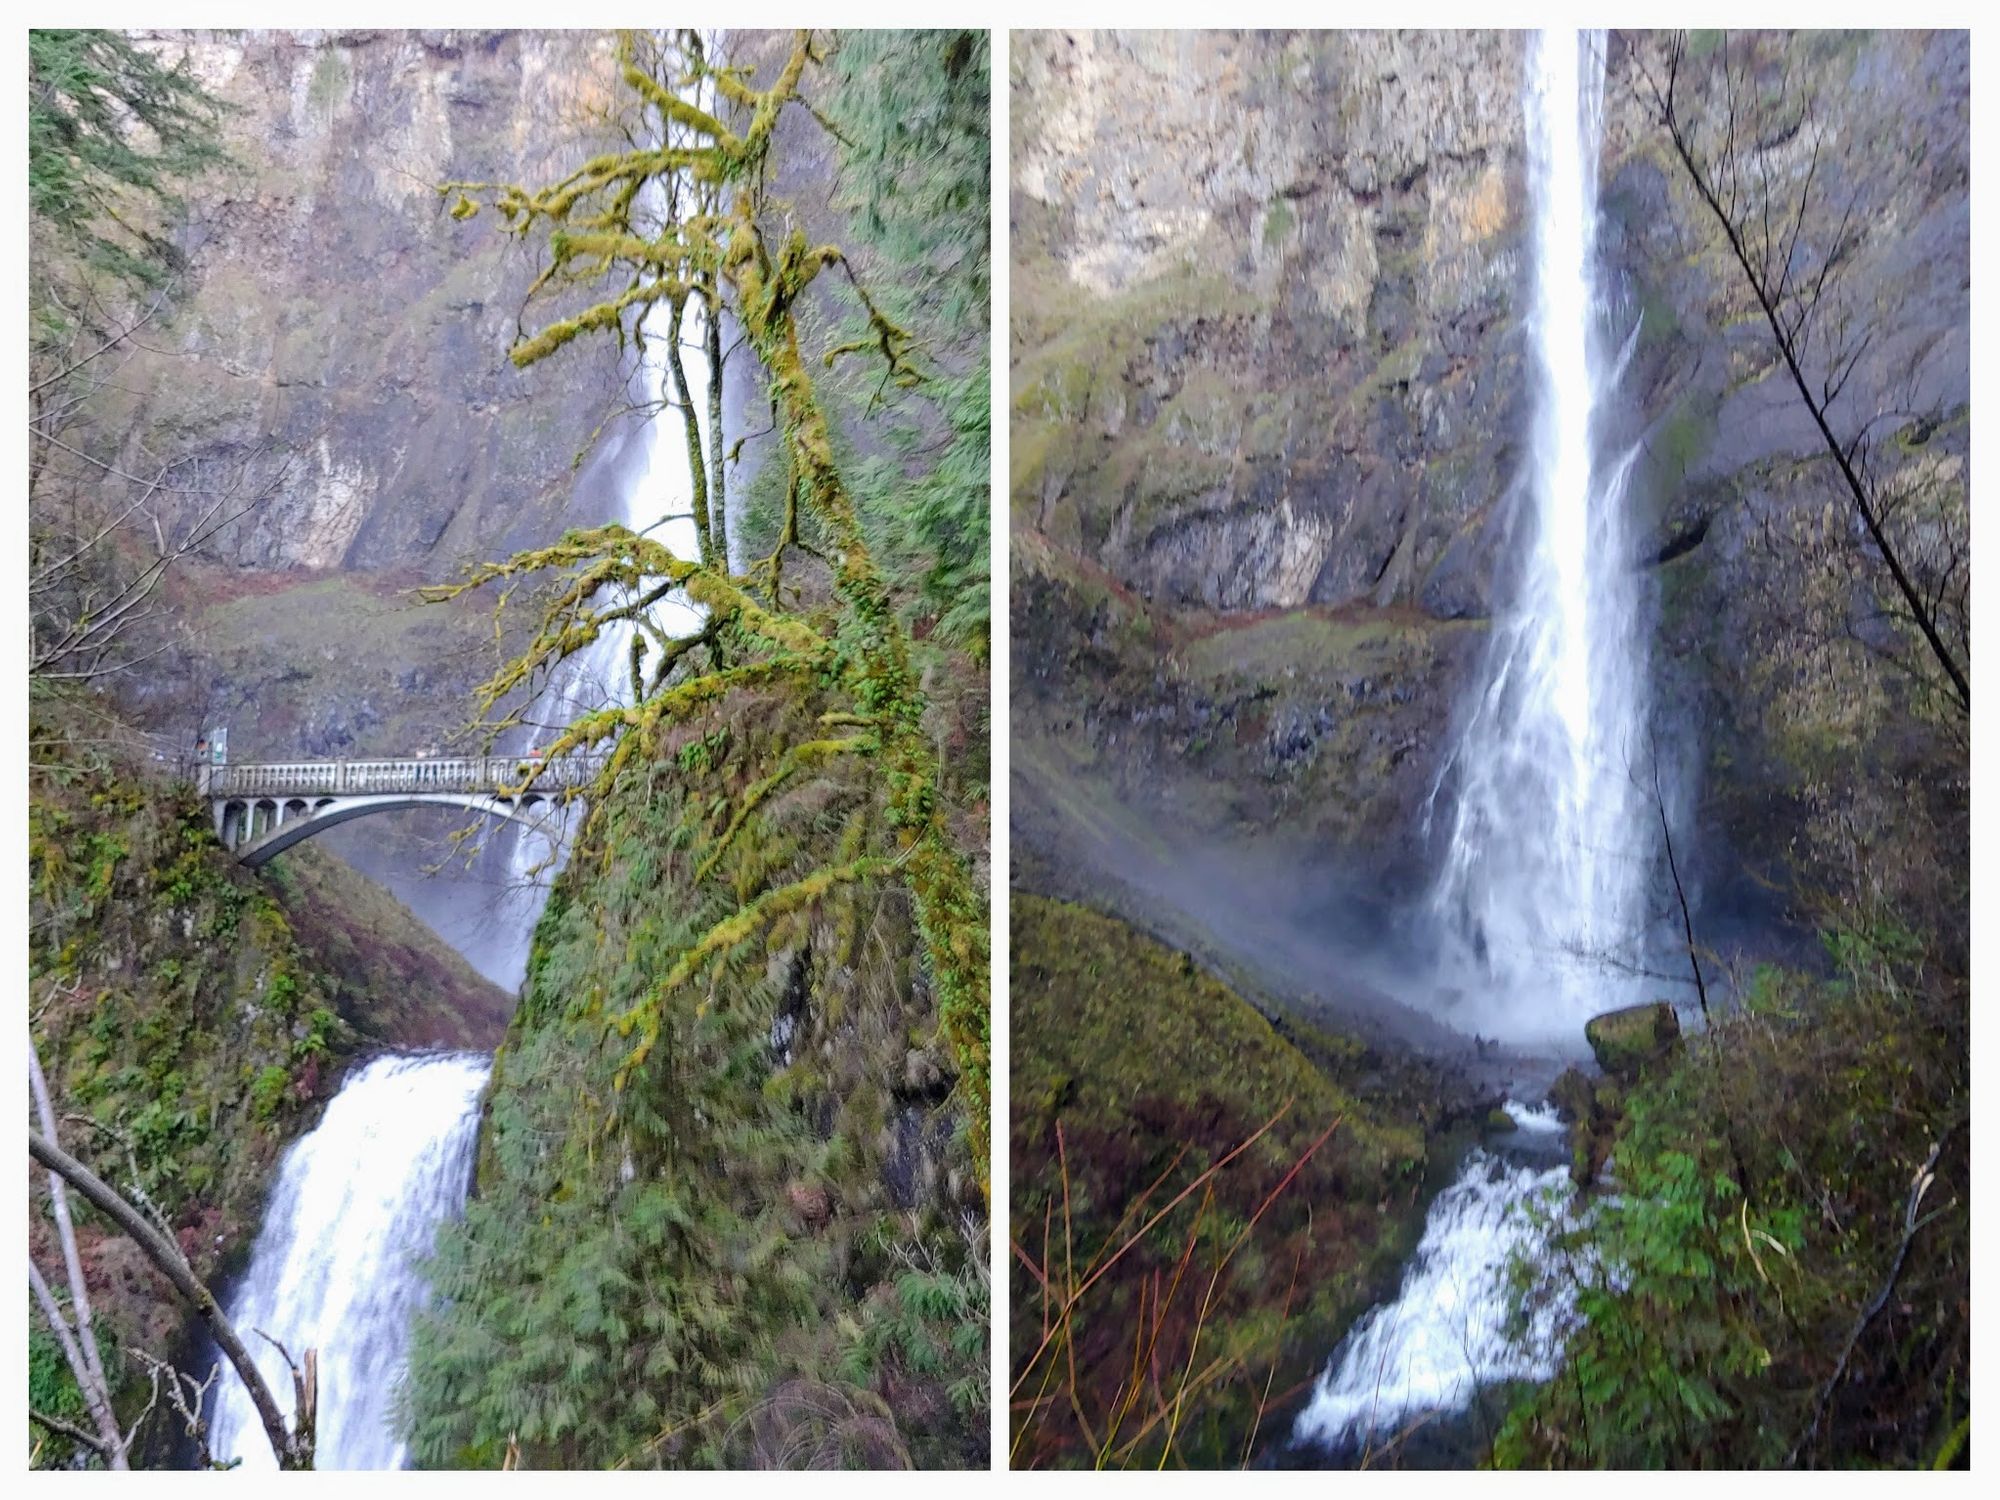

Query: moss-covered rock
left=1584, top=1002, right=1681, bottom=1080
left=1548, top=1065, right=1624, bottom=1187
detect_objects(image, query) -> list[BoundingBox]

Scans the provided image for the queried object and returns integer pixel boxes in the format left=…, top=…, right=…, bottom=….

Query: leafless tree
left=28, top=281, right=287, bottom=689
left=1633, top=31, right=1969, bottom=719
left=27, top=1033, right=316, bottom=1469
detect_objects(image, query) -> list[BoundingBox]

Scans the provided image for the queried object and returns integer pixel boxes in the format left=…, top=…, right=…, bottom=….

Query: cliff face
left=99, top=31, right=641, bottom=767
left=1015, top=30, right=1528, bottom=618
left=124, top=29, right=625, bottom=575
left=1010, top=28, right=1969, bottom=898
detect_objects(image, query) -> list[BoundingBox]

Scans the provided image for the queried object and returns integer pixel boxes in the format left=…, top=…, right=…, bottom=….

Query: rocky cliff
left=106, top=30, right=638, bottom=763
left=1011, top=28, right=1968, bottom=910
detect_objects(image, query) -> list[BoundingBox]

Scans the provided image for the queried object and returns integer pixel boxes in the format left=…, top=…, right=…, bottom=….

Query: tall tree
left=28, top=29, right=225, bottom=331
left=435, top=27, right=989, bottom=1161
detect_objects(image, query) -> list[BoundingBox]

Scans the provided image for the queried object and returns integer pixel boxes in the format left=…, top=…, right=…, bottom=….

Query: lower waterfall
left=1291, top=1105, right=1576, bottom=1456
left=205, top=1052, right=489, bottom=1470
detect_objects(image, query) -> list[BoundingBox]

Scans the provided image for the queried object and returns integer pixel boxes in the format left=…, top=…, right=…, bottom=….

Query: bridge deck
left=206, top=754, right=605, bottom=800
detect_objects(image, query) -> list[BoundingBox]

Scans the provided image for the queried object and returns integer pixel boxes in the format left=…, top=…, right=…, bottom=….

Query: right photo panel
left=1009, top=29, right=1970, bottom=1471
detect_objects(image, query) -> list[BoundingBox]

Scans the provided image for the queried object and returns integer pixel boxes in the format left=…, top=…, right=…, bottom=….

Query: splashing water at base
left=1291, top=1142, right=1577, bottom=1455
left=206, top=1053, right=489, bottom=1470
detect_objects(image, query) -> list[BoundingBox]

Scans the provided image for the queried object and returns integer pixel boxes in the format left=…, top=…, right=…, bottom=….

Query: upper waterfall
left=1428, top=27, right=1654, bottom=1043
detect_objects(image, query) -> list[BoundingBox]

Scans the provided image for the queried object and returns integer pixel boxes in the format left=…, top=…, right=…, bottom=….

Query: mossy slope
left=28, top=703, right=511, bottom=1466
left=1011, top=895, right=1430, bottom=1467
left=403, top=675, right=986, bottom=1469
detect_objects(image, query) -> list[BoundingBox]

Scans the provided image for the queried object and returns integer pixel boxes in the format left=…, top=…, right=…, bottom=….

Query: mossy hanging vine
left=429, top=29, right=988, bottom=1173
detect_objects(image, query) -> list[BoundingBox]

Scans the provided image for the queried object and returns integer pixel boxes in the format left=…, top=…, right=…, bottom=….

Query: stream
left=1289, top=1104, right=1576, bottom=1458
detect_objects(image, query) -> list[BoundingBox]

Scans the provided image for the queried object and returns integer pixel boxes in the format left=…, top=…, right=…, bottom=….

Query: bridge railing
left=207, top=754, right=609, bottom=800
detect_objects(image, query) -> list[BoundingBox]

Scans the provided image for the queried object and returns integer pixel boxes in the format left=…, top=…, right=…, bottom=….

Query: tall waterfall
left=206, top=1054, right=489, bottom=1470
left=1294, top=31, right=1644, bottom=1458
left=1430, top=27, right=1652, bottom=1043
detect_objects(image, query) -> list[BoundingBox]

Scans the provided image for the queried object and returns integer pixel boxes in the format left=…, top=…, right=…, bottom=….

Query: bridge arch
left=206, top=753, right=604, bottom=866
left=227, top=792, right=571, bottom=867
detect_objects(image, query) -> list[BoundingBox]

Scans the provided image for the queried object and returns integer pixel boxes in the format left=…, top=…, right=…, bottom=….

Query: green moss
left=1654, top=393, right=1716, bottom=478
left=307, top=51, right=349, bottom=115
left=1584, top=1002, right=1681, bottom=1078
left=1261, top=196, right=1295, bottom=249
left=1010, top=894, right=1429, bottom=1467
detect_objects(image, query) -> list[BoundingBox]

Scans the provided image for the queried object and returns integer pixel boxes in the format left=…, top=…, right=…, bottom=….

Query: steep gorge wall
left=126, top=28, right=626, bottom=574
left=1015, top=30, right=1528, bottom=618
left=1011, top=29, right=1968, bottom=898
left=109, top=30, right=636, bottom=763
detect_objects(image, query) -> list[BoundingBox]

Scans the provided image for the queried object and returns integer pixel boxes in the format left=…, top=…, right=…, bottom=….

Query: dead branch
left=1635, top=33, right=1968, bottom=715
left=1788, top=1125, right=1956, bottom=1466
left=26, top=1129, right=313, bottom=1468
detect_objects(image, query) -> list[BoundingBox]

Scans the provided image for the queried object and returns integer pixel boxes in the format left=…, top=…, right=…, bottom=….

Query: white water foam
left=206, top=1053, right=489, bottom=1470
left=1291, top=1147, right=1576, bottom=1454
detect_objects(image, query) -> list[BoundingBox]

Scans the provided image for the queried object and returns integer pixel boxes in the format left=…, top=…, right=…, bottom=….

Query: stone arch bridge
left=202, top=754, right=606, bottom=866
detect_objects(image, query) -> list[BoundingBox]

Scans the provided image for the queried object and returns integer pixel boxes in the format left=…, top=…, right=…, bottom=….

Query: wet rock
left=1548, top=1065, right=1625, bottom=1187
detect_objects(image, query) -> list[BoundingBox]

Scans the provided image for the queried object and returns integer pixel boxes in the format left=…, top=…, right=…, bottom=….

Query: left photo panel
left=26, top=28, right=990, bottom=1470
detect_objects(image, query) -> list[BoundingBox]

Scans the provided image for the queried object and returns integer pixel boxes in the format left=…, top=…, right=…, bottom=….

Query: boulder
left=1584, top=1001, right=1681, bottom=1079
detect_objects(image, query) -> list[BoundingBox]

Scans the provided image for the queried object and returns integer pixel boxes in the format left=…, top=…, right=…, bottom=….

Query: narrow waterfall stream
left=1291, top=1106, right=1576, bottom=1456
left=207, top=1054, right=490, bottom=1469
left=1295, top=29, right=1644, bottom=1460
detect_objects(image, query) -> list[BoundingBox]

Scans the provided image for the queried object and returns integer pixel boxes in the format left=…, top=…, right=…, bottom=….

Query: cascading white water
left=1294, top=31, right=1654, bottom=1457
left=1292, top=1125, right=1575, bottom=1454
left=1430, top=27, right=1652, bottom=1043
left=206, top=1054, right=489, bottom=1470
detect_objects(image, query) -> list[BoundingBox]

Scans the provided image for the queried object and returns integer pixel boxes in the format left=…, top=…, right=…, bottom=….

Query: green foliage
left=248, top=1064, right=291, bottom=1122
left=27, top=29, right=227, bottom=320
left=815, top=30, right=992, bottom=654
left=1494, top=920, right=1968, bottom=1469
left=840, top=1236, right=990, bottom=1448
left=28, top=1309, right=92, bottom=1467
left=405, top=736, right=986, bottom=1467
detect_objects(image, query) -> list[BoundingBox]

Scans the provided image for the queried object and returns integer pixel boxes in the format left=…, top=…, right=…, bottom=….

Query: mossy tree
left=404, top=30, right=989, bottom=1468
left=432, top=28, right=987, bottom=1148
